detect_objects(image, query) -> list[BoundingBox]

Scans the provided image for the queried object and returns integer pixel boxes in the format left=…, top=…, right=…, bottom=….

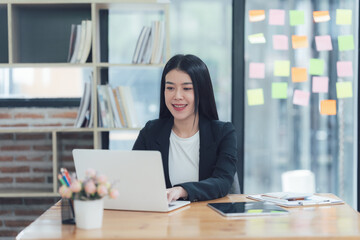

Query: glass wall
left=243, top=0, right=358, bottom=208
left=109, top=0, right=232, bottom=149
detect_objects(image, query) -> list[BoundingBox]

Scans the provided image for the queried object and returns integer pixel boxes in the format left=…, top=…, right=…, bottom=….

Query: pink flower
left=85, top=168, right=96, bottom=178
left=70, top=180, right=82, bottom=193
left=109, top=189, right=119, bottom=199
left=97, top=184, right=108, bottom=197
left=84, top=180, right=96, bottom=194
left=59, top=185, right=72, bottom=199
left=97, top=174, right=107, bottom=184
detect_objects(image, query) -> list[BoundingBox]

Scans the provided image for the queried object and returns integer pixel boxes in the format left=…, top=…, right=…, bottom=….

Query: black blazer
left=132, top=115, right=238, bottom=202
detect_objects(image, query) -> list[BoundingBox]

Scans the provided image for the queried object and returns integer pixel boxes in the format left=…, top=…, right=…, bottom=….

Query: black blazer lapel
left=199, top=116, right=216, bottom=180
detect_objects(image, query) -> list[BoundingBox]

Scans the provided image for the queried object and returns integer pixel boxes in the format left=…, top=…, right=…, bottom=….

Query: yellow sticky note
left=292, top=35, right=308, bottom=49
left=313, top=11, right=330, bottom=22
left=249, top=10, right=265, bottom=22
left=247, top=89, right=264, bottom=106
left=336, top=9, right=352, bottom=25
left=320, top=100, right=336, bottom=115
left=291, top=67, right=307, bottom=82
left=247, top=209, right=263, bottom=213
left=274, top=60, right=290, bottom=76
left=336, top=82, right=353, bottom=98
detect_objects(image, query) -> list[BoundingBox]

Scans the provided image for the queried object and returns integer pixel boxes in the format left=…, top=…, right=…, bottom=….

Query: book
left=132, top=26, right=147, bottom=64
left=74, top=81, right=91, bottom=128
left=69, top=24, right=82, bottom=63
left=107, top=85, right=122, bottom=128
left=153, top=21, right=165, bottom=64
left=113, top=88, right=126, bottom=127
left=118, top=86, right=138, bottom=128
left=75, top=20, right=87, bottom=63
left=97, top=85, right=109, bottom=128
left=67, top=24, right=77, bottom=62
left=247, top=193, right=344, bottom=207
left=137, top=26, right=151, bottom=63
left=79, top=20, right=92, bottom=63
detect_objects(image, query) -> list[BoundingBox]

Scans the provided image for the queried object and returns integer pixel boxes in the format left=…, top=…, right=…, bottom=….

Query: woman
left=133, top=54, right=238, bottom=202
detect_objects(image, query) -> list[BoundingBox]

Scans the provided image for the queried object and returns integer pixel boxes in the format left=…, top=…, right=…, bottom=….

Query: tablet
left=208, top=202, right=289, bottom=217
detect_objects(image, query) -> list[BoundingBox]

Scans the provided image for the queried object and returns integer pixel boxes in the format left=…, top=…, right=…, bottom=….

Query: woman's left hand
left=166, top=186, right=188, bottom=203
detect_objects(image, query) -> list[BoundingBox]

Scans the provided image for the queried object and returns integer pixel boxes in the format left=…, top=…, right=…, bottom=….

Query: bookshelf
left=0, top=0, right=170, bottom=197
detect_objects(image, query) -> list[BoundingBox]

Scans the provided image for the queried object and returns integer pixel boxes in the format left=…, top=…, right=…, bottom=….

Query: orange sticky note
left=249, top=10, right=265, bottom=22
left=313, top=11, right=330, bottom=22
left=320, top=100, right=336, bottom=115
left=292, top=35, right=308, bottom=49
left=292, top=67, right=307, bottom=82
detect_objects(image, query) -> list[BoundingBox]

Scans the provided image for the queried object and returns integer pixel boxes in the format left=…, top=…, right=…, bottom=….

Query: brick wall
left=0, top=107, right=93, bottom=239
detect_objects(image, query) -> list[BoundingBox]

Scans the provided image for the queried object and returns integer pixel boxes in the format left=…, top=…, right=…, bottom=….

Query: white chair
left=281, top=170, right=315, bottom=193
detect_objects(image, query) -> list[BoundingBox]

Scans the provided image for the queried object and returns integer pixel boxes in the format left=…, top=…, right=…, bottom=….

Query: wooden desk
left=16, top=194, right=360, bottom=240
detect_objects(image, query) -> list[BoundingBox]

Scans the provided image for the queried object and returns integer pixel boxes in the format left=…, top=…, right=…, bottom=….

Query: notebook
left=72, top=149, right=190, bottom=212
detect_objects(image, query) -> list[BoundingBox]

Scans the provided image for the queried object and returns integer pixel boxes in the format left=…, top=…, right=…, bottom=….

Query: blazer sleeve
left=132, top=122, right=149, bottom=150
left=176, top=122, right=238, bottom=201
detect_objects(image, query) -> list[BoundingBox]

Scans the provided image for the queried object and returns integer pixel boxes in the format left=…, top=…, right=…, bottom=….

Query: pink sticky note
left=249, top=62, right=265, bottom=79
left=315, top=35, right=332, bottom=51
left=312, top=76, right=329, bottom=93
left=337, top=61, right=353, bottom=77
left=272, top=35, right=288, bottom=50
left=293, top=90, right=310, bottom=106
left=269, top=9, right=285, bottom=25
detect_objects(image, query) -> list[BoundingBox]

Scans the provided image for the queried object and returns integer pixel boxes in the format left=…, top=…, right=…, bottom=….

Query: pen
left=58, top=174, right=66, bottom=186
left=61, top=168, right=71, bottom=185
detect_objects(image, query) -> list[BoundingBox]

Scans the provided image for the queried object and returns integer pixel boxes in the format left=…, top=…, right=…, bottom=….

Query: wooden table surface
left=16, top=194, right=360, bottom=240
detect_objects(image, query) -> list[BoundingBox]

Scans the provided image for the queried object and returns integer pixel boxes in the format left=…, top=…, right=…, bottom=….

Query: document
left=247, top=193, right=344, bottom=207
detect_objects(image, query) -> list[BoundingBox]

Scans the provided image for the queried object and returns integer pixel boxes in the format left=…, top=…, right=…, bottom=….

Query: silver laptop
left=72, top=149, right=190, bottom=212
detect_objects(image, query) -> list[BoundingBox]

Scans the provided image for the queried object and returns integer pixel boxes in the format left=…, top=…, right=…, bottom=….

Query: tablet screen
left=208, top=202, right=289, bottom=217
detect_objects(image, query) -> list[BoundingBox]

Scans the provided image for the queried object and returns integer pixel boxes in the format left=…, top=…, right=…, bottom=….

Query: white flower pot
left=74, top=199, right=104, bottom=229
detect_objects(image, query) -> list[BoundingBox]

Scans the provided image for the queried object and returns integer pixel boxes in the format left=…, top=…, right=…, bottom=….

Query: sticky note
left=320, top=100, right=336, bottom=115
left=290, top=10, right=304, bottom=26
left=312, top=76, right=329, bottom=93
left=247, top=209, right=263, bottom=213
left=249, top=62, right=265, bottom=79
left=249, top=10, right=265, bottom=22
left=315, top=35, right=332, bottom=51
left=337, top=61, right=353, bottom=77
left=338, top=35, right=354, bottom=51
left=272, top=35, right=288, bottom=50
left=336, top=82, right=353, bottom=98
left=336, top=9, right=352, bottom=25
left=309, top=59, right=324, bottom=75
left=292, top=35, right=308, bottom=49
left=313, top=11, right=330, bottom=22
left=274, top=60, right=290, bottom=77
left=248, top=33, right=266, bottom=44
left=293, top=90, right=310, bottom=106
left=272, top=82, right=288, bottom=99
left=269, top=9, right=285, bottom=25
left=292, top=67, right=307, bottom=82
left=247, top=89, right=264, bottom=106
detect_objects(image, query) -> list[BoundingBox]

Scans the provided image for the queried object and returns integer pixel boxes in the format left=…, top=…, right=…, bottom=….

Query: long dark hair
left=159, top=54, right=219, bottom=120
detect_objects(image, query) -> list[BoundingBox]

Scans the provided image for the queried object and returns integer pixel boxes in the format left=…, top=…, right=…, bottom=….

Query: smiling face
left=164, top=69, right=197, bottom=124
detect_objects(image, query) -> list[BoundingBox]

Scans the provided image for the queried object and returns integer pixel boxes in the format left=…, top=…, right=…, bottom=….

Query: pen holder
left=61, top=198, right=76, bottom=225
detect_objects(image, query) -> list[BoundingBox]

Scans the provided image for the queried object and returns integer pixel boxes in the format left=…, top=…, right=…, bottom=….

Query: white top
left=168, top=130, right=200, bottom=186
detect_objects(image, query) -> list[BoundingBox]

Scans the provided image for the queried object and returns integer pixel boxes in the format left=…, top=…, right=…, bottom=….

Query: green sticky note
left=272, top=82, right=288, bottom=99
left=336, top=82, right=353, bottom=98
left=247, top=209, right=263, bottom=213
left=247, top=89, right=264, bottom=106
left=309, top=59, right=324, bottom=75
left=290, top=10, right=304, bottom=26
left=338, top=35, right=354, bottom=51
left=274, top=60, right=290, bottom=76
left=336, top=9, right=352, bottom=25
